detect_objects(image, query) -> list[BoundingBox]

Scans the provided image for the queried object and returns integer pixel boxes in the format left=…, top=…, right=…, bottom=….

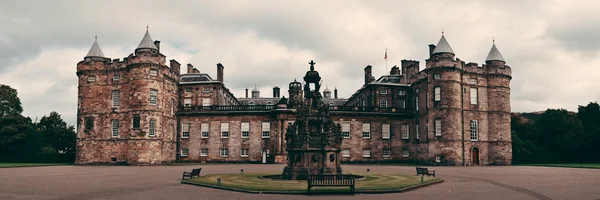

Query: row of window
left=343, top=149, right=410, bottom=158
left=111, top=89, right=157, bottom=107
left=378, top=89, right=406, bottom=95
left=180, top=148, right=416, bottom=159
left=183, top=98, right=211, bottom=107
left=181, top=122, right=271, bottom=139
left=341, top=123, right=410, bottom=139
left=378, top=99, right=406, bottom=108
left=109, top=118, right=157, bottom=137
left=87, top=69, right=159, bottom=83
left=184, top=87, right=211, bottom=93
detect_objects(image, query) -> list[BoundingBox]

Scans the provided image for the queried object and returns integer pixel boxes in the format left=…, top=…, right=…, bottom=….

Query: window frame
left=435, top=155, right=442, bottom=162
left=220, top=122, right=229, bottom=138
left=181, top=148, right=189, bottom=157
left=149, top=89, right=158, bottom=105
left=380, top=89, right=388, bottom=94
left=415, top=96, right=419, bottom=111
left=111, top=119, right=119, bottom=137
left=241, top=149, right=249, bottom=157
left=470, top=87, right=478, bottom=105
left=149, top=119, right=156, bottom=137
left=362, top=123, right=371, bottom=138
left=401, top=124, right=410, bottom=139
left=183, top=98, right=192, bottom=107
left=470, top=120, right=479, bottom=141
left=85, top=117, right=94, bottom=131
left=342, top=149, right=350, bottom=158
left=362, top=149, right=371, bottom=158
left=203, top=87, right=211, bottom=93
left=383, top=149, right=391, bottom=158
left=201, top=123, right=209, bottom=138
left=202, top=98, right=211, bottom=107
left=261, top=122, right=271, bottom=138
left=434, top=73, right=441, bottom=80
left=241, top=122, right=250, bottom=138
left=112, top=90, right=120, bottom=108
left=398, top=100, right=405, bottom=109
left=434, top=119, right=442, bottom=136
left=182, top=123, right=190, bottom=138
left=113, top=73, right=120, bottom=81
left=380, top=99, right=388, bottom=108
left=220, top=148, right=229, bottom=157
left=416, top=124, right=420, bottom=140
left=200, top=148, right=208, bottom=157
left=87, top=75, right=96, bottom=82
left=132, top=114, right=141, bottom=129
left=342, top=122, right=351, bottom=138
left=150, top=69, right=158, bottom=76
left=382, top=124, right=390, bottom=139
left=402, top=150, right=410, bottom=157
left=434, top=87, right=441, bottom=102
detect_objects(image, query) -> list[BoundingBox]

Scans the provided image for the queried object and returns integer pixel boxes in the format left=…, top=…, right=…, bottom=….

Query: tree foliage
left=0, top=85, right=75, bottom=163
left=512, top=102, right=600, bottom=164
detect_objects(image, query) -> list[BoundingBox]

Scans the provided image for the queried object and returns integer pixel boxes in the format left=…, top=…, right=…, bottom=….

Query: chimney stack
left=187, top=64, right=194, bottom=74
left=334, top=87, right=338, bottom=99
left=245, top=88, right=248, bottom=98
left=192, top=68, right=200, bottom=73
left=217, top=63, right=224, bottom=83
left=273, top=86, right=280, bottom=98
left=154, top=40, right=161, bottom=51
left=364, top=65, right=374, bottom=86
left=170, top=59, right=181, bottom=75
left=428, top=44, right=436, bottom=57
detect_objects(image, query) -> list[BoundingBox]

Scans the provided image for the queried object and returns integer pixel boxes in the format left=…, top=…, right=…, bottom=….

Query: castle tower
left=76, top=28, right=180, bottom=165
left=251, top=86, right=260, bottom=98
left=484, top=40, right=512, bottom=165
left=423, top=33, right=464, bottom=165
left=323, top=86, right=331, bottom=99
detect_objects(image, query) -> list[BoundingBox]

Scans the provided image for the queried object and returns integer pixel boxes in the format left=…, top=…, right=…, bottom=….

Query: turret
left=288, top=79, right=302, bottom=107
left=252, top=86, right=260, bottom=98
left=430, top=32, right=455, bottom=61
left=485, top=40, right=506, bottom=67
left=323, top=86, right=331, bottom=99
left=135, top=27, right=159, bottom=55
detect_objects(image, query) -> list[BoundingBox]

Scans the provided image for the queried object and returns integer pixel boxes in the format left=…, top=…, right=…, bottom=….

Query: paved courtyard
left=0, top=164, right=599, bottom=200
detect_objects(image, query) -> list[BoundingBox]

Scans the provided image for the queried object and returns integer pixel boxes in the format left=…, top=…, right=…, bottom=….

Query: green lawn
left=185, top=172, right=440, bottom=192
left=523, top=163, right=600, bottom=169
left=0, top=163, right=72, bottom=168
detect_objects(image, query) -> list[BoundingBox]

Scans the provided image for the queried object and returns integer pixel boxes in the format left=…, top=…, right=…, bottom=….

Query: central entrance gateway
left=281, top=60, right=343, bottom=180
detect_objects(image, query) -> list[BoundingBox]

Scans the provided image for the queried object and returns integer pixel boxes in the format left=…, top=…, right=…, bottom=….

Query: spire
left=485, top=39, right=505, bottom=62
left=136, top=26, right=158, bottom=51
left=85, top=35, right=106, bottom=58
left=432, top=31, right=455, bottom=55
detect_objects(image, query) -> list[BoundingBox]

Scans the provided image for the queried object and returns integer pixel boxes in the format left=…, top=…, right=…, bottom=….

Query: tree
left=0, top=84, right=23, bottom=117
left=577, top=102, right=600, bottom=162
left=37, top=111, right=76, bottom=154
left=535, top=109, right=583, bottom=162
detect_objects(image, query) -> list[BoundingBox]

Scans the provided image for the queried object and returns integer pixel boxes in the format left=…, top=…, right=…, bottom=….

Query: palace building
left=75, top=29, right=512, bottom=166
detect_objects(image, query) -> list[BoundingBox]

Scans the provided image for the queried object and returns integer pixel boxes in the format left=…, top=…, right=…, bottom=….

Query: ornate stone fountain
left=281, top=60, right=343, bottom=180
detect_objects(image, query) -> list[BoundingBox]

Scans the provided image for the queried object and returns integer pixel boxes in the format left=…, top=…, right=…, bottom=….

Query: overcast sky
left=1, top=0, right=599, bottom=125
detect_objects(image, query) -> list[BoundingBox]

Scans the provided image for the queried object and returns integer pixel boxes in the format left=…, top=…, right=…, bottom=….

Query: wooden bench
left=307, top=174, right=355, bottom=194
left=416, top=167, right=435, bottom=177
left=182, top=168, right=202, bottom=181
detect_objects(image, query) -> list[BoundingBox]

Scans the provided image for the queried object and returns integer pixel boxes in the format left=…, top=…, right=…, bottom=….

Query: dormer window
left=266, top=101, right=273, bottom=105
left=87, top=75, right=96, bottom=82
left=248, top=101, right=255, bottom=105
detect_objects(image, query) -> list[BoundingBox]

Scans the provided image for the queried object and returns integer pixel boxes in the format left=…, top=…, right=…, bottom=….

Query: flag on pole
left=384, top=49, right=387, bottom=60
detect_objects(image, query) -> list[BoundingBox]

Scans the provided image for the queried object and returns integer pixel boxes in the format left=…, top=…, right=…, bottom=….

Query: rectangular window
left=380, top=99, right=387, bottom=108
left=434, top=87, right=441, bottom=101
left=262, top=122, right=271, bottom=138
left=402, top=150, right=410, bottom=157
left=362, top=123, right=371, bottom=138
left=221, top=122, right=229, bottom=138
left=380, top=89, right=388, bottom=94
left=470, top=88, right=478, bottom=105
left=202, top=98, right=211, bottom=106
left=201, top=123, right=209, bottom=138
left=435, top=155, right=441, bottom=162
left=241, top=149, right=249, bottom=157
left=150, top=69, right=158, bottom=76
left=149, top=119, right=156, bottom=137
left=87, top=75, right=96, bottom=82
left=341, top=122, right=350, bottom=138
left=398, top=100, right=405, bottom=109
left=470, top=120, right=479, bottom=141
left=182, top=123, right=190, bottom=138
left=241, top=122, right=250, bottom=138
left=200, top=148, right=208, bottom=157
left=172, top=99, right=175, bottom=114
left=470, top=78, right=477, bottom=84
left=113, top=74, right=120, bottom=81
left=398, top=90, right=406, bottom=96
left=416, top=125, right=420, bottom=140
left=383, top=149, right=391, bottom=158
left=185, top=88, right=192, bottom=93
left=203, top=87, right=211, bottom=93
left=382, top=124, right=390, bottom=139
left=85, top=117, right=94, bottom=131
left=434, top=74, right=441, bottom=80
left=181, top=148, right=189, bottom=157
left=401, top=124, right=409, bottom=139
left=133, top=115, right=140, bottom=129
left=111, top=119, right=119, bottom=137
left=415, top=96, right=419, bottom=111
left=220, top=148, right=229, bottom=157
left=362, top=149, right=371, bottom=158
left=434, top=119, right=442, bottom=136
left=342, top=149, right=350, bottom=158
left=149, top=90, right=157, bottom=105
left=183, top=98, right=191, bottom=107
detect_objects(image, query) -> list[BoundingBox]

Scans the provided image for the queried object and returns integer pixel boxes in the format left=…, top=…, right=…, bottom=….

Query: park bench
left=416, top=167, right=435, bottom=177
left=307, top=174, right=355, bottom=194
left=182, top=168, right=202, bottom=181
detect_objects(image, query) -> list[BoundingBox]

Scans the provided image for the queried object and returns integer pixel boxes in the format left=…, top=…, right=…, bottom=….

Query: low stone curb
left=181, top=178, right=444, bottom=195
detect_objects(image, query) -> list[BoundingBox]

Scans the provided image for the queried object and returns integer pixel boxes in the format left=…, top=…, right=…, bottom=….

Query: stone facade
left=76, top=31, right=512, bottom=166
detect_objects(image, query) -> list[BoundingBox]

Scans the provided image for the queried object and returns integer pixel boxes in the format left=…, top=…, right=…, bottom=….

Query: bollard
left=421, top=176, right=424, bottom=183
left=241, top=169, right=244, bottom=174
left=367, top=168, right=370, bottom=172
left=217, top=178, right=221, bottom=185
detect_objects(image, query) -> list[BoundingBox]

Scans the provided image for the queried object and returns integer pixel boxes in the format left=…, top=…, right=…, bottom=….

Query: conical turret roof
left=432, top=34, right=454, bottom=55
left=136, top=28, right=158, bottom=51
left=85, top=36, right=106, bottom=58
left=485, top=41, right=505, bottom=62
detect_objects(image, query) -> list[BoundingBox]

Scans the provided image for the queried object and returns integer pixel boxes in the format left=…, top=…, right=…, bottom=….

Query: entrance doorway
left=261, top=149, right=268, bottom=164
left=471, top=147, right=480, bottom=165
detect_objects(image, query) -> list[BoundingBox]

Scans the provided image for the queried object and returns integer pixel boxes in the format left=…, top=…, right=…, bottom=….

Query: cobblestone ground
left=0, top=164, right=599, bottom=200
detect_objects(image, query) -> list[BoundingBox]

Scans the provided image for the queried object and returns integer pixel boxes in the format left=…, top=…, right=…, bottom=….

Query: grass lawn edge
left=181, top=178, right=444, bottom=195
left=518, top=164, right=600, bottom=169
left=0, top=163, right=73, bottom=168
